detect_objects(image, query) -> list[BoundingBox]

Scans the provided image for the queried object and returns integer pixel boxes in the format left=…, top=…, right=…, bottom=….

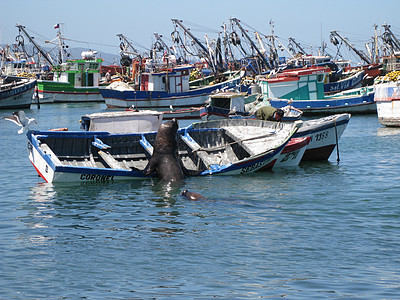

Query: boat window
left=87, top=73, right=94, bottom=86
left=211, top=97, right=230, bottom=109
left=317, top=74, right=324, bottom=82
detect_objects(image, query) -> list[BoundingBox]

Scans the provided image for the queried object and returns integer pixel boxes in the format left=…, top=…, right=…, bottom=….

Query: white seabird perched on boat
left=3, top=111, right=37, bottom=134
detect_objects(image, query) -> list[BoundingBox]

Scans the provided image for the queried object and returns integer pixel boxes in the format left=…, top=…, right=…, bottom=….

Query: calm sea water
left=1, top=103, right=400, bottom=299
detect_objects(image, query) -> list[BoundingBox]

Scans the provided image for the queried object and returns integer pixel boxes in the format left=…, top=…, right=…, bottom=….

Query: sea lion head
left=181, top=189, right=205, bottom=200
left=153, top=119, right=179, bottom=154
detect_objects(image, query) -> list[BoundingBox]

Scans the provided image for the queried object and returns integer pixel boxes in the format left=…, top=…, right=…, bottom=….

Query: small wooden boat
left=27, top=119, right=299, bottom=183
left=0, top=76, right=37, bottom=109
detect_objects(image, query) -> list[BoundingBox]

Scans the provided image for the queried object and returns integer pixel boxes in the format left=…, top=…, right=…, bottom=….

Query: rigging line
left=62, top=38, right=118, bottom=48
left=237, top=20, right=259, bottom=34
left=182, top=20, right=220, bottom=33
left=121, top=36, right=150, bottom=51
left=20, top=27, right=52, bottom=42
left=339, top=31, right=372, bottom=40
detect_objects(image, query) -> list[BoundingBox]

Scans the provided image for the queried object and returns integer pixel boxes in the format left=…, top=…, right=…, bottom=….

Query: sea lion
left=181, top=189, right=206, bottom=201
left=143, top=119, right=185, bottom=182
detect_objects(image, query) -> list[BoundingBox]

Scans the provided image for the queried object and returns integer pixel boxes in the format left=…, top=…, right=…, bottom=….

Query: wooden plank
left=98, top=150, right=126, bottom=169
left=180, top=133, right=213, bottom=168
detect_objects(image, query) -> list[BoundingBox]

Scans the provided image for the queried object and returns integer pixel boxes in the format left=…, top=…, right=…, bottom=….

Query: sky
left=1, top=0, right=399, bottom=64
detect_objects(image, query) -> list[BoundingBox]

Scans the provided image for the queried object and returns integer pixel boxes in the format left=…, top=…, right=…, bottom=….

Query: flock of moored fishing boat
left=2, top=20, right=400, bottom=183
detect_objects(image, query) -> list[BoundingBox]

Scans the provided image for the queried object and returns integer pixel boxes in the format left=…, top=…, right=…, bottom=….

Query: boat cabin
left=53, top=57, right=103, bottom=87
left=381, top=52, right=400, bottom=72
left=3, top=59, right=43, bottom=76
left=80, top=110, right=163, bottom=134
left=259, top=66, right=330, bottom=100
left=209, top=92, right=247, bottom=113
left=140, top=65, right=192, bottom=93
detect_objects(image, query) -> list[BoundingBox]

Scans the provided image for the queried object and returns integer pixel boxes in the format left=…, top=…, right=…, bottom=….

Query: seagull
left=3, top=111, right=37, bottom=134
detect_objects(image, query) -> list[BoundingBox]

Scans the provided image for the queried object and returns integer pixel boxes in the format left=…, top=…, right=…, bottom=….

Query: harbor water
left=1, top=103, right=400, bottom=299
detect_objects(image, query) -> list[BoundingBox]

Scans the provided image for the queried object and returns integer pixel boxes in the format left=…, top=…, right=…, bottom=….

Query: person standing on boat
left=255, top=106, right=284, bottom=122
left=105, top=70, right=112, bottom=83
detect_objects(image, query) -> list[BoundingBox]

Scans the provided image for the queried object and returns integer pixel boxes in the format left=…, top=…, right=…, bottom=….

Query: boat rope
left=334, top=120, right=340, bottom=162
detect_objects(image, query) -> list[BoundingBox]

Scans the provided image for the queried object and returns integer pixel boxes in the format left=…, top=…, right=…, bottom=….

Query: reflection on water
left=377, top=126, right=400, bottom=136
left=3, top=107, right=400, bottom=298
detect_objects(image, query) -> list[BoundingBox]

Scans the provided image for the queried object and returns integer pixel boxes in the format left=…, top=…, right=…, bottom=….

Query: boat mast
left=15, top=23, right=54, bottom=67
left=222, top=23, right=234, bottom=69
left=171, top=19, right=215, bottom=72
left=381, top=23, right=400, bottom=53
left=372, top=24, right=378, bottom=63
left=117, top=34, right=140, bottom=56
left=329, top=30, right=372, bottom=65
left=267, top=20, right=279, bottom=67
left=153, top=33, right=170, bottom=55
left=288, top=37, right=307, bottom=55
left=56, top=26, right=65, bottom=64
left=229, top=17, right=272, bottom=70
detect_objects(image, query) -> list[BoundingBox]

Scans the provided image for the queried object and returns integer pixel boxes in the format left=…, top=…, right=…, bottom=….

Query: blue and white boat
left=99, top=64, right=245, bottom=109
left=259, top=66, right=376, bottom=114
left=0, top=76, right=36, bottom=109
left=324, top=69, right=364, bottom=94
left=27, top=118, right=299, bottom=183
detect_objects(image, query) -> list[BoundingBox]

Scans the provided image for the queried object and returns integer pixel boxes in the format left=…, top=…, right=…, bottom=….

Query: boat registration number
left=240, top=159, right=270, bottom=174
left=312, top=130, right=329, bottom=142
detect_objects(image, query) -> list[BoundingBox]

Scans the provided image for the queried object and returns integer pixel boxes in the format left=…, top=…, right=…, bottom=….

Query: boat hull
left=36, top=80, right=104, bottom=103
left=376, top=99, right=400, bottom=126
left=0, top=78, right=36, bottom=109
left=273, top=136, right=310, bottom=168
left=294, top=113, right=351, bottom=161
left=270, top=91, right=375, bottom=115
left=324, top=70, right=364, bottom=94
left=375, top=82, right=400, bottom=127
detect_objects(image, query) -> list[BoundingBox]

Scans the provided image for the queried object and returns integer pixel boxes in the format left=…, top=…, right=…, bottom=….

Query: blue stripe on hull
left=270, top=93, right=375, bottom=114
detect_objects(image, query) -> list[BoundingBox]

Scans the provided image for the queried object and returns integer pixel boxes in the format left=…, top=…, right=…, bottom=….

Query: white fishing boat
left=27, top=118, right=299, bottom=183
left=374, top=72, right=400, bottom=126
left=294, top=113, right=351, bottom=161
left=0, top=76, right=36, bottom=109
